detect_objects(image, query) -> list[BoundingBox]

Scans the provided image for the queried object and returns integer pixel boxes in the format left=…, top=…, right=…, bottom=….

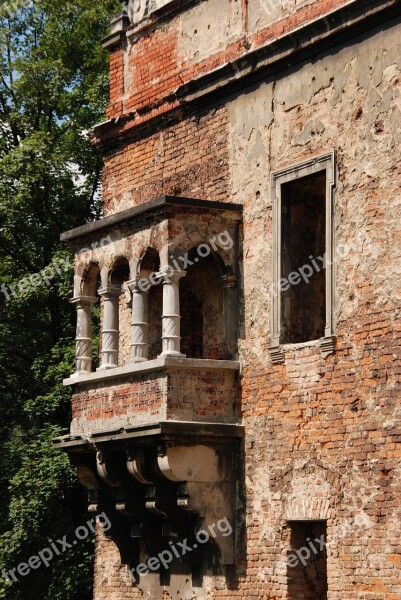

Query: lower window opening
left=287, top=520, right=328, bottom=600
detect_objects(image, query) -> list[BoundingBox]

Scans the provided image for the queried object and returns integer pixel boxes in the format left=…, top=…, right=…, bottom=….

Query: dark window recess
left=179, top=249, right=224, bottom=360
left=287, top=521, right=328, bottom=600
left=281, top=171, right=326, bottom=343
left=148, top=283, right=163, bottom=359
left=180, top=289, right=204, bottom=359
left=143, top=249, right=162, bottom=360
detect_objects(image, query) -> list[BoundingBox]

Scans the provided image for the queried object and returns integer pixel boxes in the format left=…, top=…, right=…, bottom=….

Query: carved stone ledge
left=64, top=356, right=240, bottom=387
left=102, top=12, right=130, bottom=49
left=125, top=0, right=200, bottom=34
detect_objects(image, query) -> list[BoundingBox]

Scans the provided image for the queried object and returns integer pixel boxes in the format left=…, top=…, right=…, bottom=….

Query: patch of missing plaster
left=292, top=119, right=325, bottom=146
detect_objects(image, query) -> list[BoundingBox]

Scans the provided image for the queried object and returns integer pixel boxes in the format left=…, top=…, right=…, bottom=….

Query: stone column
left=71, top=296, right=97, bottom=375
left=98, top=285, right=121, bottom=370
left=127, top=278, right=149, bottom=363
left=159, top=270, right=186, bottom=357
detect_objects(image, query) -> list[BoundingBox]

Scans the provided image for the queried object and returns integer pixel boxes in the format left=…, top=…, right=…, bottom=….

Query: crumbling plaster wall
left=226, top=21, right=401, bottom=600
left=227, top=23, right=401, bottom=355
left=247, top=0, right=316, bottom=32
left=178, top=0, right=242, bottom=63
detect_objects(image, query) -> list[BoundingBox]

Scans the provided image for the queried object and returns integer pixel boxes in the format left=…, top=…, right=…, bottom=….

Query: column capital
left=98, top=285, right=122, bottom=298
left=159, top=269, right=186, bottom=284
left=70, top=295, right=98, bottom=307
left=127, top=277, right=150, bottom=294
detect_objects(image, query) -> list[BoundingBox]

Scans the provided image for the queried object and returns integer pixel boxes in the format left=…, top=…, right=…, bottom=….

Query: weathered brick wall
left=93, top=526, right=143, bottom=600
left=90, top=3, right=401, bottom=599
left=101, top=108, right=230, bottom=214
left=71, top=373, right=167, bottom=433
left=236, top=311, right=401, bottom=600
left=107, top=46, right=124, bottom=119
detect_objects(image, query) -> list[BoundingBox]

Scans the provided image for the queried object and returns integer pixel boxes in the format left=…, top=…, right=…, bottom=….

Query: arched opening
left=81, top=262, right=100, bottom=297
left=109, top=257, right=130, bottom=367
left=180, top=249, right=225, bottom=359
left=139, top=248, right=162, bottom=360
left=110, top=257, right=130, bottom=287
left=76, top=263, right=101, bottom=373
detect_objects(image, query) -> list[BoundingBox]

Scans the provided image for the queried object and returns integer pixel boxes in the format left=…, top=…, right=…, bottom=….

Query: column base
left=127, top=357, right=148, bottom=364
left=70, top=370, right=92, bottom=379
left=96, top=364, right=119, bottom=371
left=158, top=351, right=187, bottom=358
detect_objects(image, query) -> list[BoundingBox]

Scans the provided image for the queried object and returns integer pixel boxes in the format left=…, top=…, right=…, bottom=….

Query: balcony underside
left=53, top=420, right=243, bottom=568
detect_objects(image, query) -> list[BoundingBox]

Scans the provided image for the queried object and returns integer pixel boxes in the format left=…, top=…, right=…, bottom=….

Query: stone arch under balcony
left=168, top=217, right=238, bottom=276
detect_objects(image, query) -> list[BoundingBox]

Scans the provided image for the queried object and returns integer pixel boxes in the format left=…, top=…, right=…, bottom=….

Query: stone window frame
left=269, top=150, right=336, bottom=364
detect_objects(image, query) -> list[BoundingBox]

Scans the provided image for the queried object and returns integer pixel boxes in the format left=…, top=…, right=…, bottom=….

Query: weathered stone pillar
left=71, top=295, right=97, bottom=375
left=159, top=270, right=186, bottom=357
left=127, top=278, right=149, bottom=363
left=98, top=285, right=121, bottom=370
left=221, top=274, right=238, bottom=359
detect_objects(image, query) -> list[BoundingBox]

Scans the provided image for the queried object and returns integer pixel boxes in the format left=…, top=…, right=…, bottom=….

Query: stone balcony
left=61, top=195, right=242, bottom=432
left=53, top=196, right=243, bottom=574
left=55, top=357, right=242, bottom=570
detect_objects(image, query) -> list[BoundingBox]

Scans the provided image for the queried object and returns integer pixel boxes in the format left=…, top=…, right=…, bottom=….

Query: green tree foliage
left=0, top=0, right=121, bottom=597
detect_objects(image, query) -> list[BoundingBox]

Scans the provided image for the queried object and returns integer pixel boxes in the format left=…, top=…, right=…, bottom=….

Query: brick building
left=54, top=0, right=401, bottom=598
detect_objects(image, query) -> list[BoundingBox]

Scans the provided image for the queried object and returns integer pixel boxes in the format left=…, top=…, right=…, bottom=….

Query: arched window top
left=109, top=256, right=130, bottom=287
left=80, top=262, right=100, bottom=297
left=139, top=247, right=160, bottom=277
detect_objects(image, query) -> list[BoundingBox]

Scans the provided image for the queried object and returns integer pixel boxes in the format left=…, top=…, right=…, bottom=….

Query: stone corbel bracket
left=71, top=462, right=101, bottom=513
left=157, top=443, right=237, bottom=564
left=95, top=447, right=123, bottom=488
left=319, top=335, right=336, bottom=358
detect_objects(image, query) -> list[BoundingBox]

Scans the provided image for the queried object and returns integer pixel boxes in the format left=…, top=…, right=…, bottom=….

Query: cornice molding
left=92, top=0, right=401, bottom=149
